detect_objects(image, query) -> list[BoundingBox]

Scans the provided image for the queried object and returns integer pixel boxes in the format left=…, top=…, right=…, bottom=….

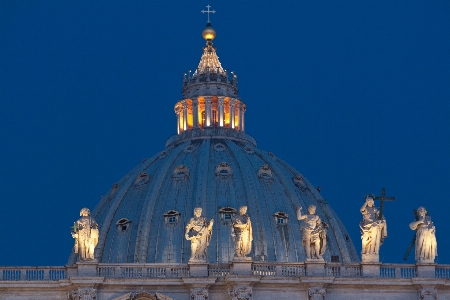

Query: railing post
left=416, top=263, right=436, bottom=278
left=361, top=262, right=381, bottom=277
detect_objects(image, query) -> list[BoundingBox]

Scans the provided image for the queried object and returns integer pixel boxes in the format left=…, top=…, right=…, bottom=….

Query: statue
left=231, top=206, right=253, bottom=259
left=185, top=207, right=214, bottom=262
left=71, top=208, right=99, bottom=261
left=359, top=194, right=387, bottom=258
left=297, top=205, right=327, bottom=260
left=409, top=206, right=437, bottom=263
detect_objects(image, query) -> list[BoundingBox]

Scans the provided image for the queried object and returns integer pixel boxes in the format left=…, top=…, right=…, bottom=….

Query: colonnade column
left=218, top=96, right=225, bottom=127
left=175, top=106, right=181, bottom=134
left=236, top=101, right=241, bottom=131
left=241, top=104, right=246, bottom=132
left=230, top=98, right=236, bottom=129
left=193, top=98, right=199, bottom=128
left=182, top=101, right=188, bottom=131
left=205, top=96, right=212, bottom=127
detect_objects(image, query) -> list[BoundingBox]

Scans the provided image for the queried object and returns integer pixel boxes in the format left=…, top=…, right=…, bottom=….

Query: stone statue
left=409, top=206, right=437, bottom=263
left=359, top=194, right=387, bottom=259
left=231, top=206, right=253, bottom=259
left=71, top=208, right=99, bottom=261
left=297, top=205, right=327, bottom=260
left=185, top=207, right=214, bottom=262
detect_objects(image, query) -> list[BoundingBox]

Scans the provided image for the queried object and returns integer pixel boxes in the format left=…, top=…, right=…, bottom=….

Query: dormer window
left=135, top=172, right=150, bottom=188
left=116, top=218, right=131, bottom=233
left=164, top=210, right=181, bottom=224
left=244, top=145, right=254, bottom=154
left=172, top=165, right=189, bottom=181
left=184, top=145, right=195, bottom=153
left=214, top=143, right=225, bottom=152
left=215, top=162, right=233, bottom=178
left=258, top=165, right=273, bottom=180
left=219, top=206, right=237, bottom=222
left=273, top=212, right=288, bottom=226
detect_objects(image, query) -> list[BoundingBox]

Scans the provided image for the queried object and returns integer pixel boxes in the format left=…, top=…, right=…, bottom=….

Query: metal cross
left=374, top=188, right=395, bottom=220
left=403, top=209, right=419, bottom=260
left=201, top=5, right=216, bottom=23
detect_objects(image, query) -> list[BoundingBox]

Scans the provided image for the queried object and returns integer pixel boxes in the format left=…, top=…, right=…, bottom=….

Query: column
left=218, top=96, right=225, bottom=127
left=182, top=101, right=188, bottom=131
left=236, top=101, right=241, bottom=131
left=241, top=104, right=246, bottom=132
left=205, top=96, right=212, bottom=127
left=193, top=98, right=199, bottom=128
left=230, top=99, right=236, bottom=129
left=175, top=105, right=181, bottom=134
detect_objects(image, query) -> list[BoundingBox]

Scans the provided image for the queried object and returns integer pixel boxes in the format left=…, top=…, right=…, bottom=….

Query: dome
left=68, top=24, right=359, bottom=265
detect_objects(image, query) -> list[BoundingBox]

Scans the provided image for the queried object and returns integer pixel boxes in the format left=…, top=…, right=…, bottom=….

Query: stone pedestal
left=416, top=263, right=436, bottom=278
left=231, top=257, right=253, bottom=275
left=305, top=259, right=325, bottom=276
left=76, top=260, right=98, bottom=277
left=189, top=262, right=209, bottom=277
left=361, top=253, right=379, bottom=263
left=361, top=262, right=381, bottom=277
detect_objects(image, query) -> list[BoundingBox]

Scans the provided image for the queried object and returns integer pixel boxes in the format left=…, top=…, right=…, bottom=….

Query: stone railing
left=2, top=263, right=450, bottom=281
left=0, top=267, right=66, bottom=281
left=252, top=263, right=306, bottom=277
left=435, top=265, right=450, bottom=278
left=380, top=264, right=416, bottom=278
left=165, top=127, right=257, bottom=147
left=325, top=263, right=362, bottom=277
left=97, top=264, right=189, bottom=278
left=208, top=264, right=230, bottom=277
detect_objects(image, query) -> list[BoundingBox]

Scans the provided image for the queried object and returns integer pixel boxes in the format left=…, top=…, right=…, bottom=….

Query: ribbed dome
left=68, top=23, right=359, bottom=265
left=68, top=131, right=358, bottom=264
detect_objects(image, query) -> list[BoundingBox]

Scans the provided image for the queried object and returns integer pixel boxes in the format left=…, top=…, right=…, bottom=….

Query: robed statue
left=297, top=204, right=327, bottom=260
left=409, top=206, right=437, bottom=263
left=71, top=208, right=99, bottom=261
left=231, top=206, right=253, bottom=259
left=185, top=207, right=214, bottom=262
left=360, top=194, right=387, bottom=258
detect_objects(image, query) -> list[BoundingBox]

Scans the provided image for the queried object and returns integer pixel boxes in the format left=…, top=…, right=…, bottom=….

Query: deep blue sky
left=1, top=1, right=449, bottom=266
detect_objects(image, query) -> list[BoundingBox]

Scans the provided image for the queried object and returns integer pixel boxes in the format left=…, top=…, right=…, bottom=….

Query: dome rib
left=134, top=142, right=189, bottom=263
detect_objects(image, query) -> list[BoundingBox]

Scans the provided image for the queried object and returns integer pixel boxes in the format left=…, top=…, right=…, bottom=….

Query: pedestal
left=416, top=263, right=436, bottom=278
left=361, top=262, right=381, bottom=277
left=361, top=253, right=379, bottom=263
left=305, top=259, right=325, bottom=276
left=189, top=262, right=209, bottom=277
left=231, top=257, right=253, bottom=275
left=76, top=260, right=98, bottom=277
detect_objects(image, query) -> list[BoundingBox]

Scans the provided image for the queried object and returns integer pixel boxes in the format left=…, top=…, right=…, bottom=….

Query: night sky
left=1, top=1, right=449, bottom=266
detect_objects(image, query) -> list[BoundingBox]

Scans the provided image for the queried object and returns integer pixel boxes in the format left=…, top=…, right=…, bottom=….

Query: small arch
left=184, top=144, right=195, bottom=153
left=244, top=145, right=254, bottom=154
left=268, top=152, right=275, bottom=158
left=116, top=218, right=131, bottom=233
left=164, top=210, right=181, bottom=224
left=172, top=165, right=189, bottom=181
left=142, top=158, right=147, bottom=163
left=159, top=151, right=168, bottom=159
left=215, top=162, right=233, bottom=178
left=213, top=143, right=226, bottom=152
left=111, top=183, right=119, bottom=193
left=135, top=172, right=150, bottom=188
left=257, top=165, right=273, bottom=180
left=131, top=292, right=157, bottom=300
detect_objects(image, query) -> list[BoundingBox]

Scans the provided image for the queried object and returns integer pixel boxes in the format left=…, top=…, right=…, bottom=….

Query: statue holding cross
left=359, top=189, right=394, bottom=262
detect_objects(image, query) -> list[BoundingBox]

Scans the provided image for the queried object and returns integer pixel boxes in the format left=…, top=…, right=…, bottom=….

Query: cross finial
left=201, top=4, right=216, bottom=23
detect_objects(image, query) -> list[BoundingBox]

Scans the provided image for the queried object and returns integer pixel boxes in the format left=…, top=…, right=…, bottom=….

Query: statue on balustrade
left=71, top=207, right=99, bottom=261
left=185, top=207, right=214, bottom=262
left=297, top=205, right=327, bottom=260
left=409, top=206, right=437, bottom=263
left=231, top=206, right=253, bottom=259
left=360, top=194, right=387, bottom=259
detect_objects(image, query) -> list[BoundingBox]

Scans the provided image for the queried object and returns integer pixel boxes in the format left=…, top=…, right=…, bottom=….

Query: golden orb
left=202, top=23, right=216, bottom=41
